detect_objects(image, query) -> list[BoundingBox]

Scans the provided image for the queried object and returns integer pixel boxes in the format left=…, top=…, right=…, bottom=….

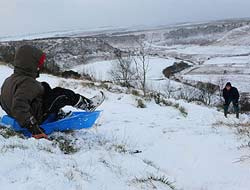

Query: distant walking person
left=223, top=82, right=240, bottom=118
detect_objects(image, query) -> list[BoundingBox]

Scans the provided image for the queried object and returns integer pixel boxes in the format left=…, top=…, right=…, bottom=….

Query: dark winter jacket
left=223, top=86, right=240, bottom=103
left=0, top=45, right=45, bottom=127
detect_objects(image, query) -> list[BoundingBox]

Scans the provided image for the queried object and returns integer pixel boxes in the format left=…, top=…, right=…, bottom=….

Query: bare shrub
left=133, top=40, right=151, bottom=96
left=109, top=51, right=136, bottom=88
left=163, top=61, right=191, bottom=78
left=136, top=99, right=146, bottom=108
left=239, top=92, right=250, bottom=112
left=151, top=92, right=188, bottom=117
left=163, top=79, right=179, bottom=99
left=131, top=89, right=140, bottom=96
left=217, top=77, right=227, bottom=98
left=195, top=81, right=219, bottom=105
left=178, top=85, right=201, bottom=103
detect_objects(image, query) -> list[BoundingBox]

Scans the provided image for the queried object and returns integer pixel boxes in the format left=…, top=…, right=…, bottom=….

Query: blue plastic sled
left=0, top=111, right=101, bottom=137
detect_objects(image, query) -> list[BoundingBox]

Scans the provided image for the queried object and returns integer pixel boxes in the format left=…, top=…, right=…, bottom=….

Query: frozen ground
left=73, top=57, right=176, bottom=81
left=72, top=57, right=179, bottom=93
left=165, top=45, right=250, bottom=57
left=0, top=64, right=250, bottom=190
left=160, top=44, right=250, bottom=93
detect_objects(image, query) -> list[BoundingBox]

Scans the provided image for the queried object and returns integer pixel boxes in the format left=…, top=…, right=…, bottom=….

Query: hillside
left=1, top=18, right=250, bottom=74
left=0, top=64, right=250, bottom=190
left=1, top=18, right=250, bottom=189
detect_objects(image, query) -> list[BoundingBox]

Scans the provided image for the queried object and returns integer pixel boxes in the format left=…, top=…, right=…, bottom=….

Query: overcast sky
left=1, top=0, right=250, bottom=37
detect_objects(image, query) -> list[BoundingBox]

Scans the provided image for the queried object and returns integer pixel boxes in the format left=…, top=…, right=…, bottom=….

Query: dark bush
left=61, top=70, right=81, bottom=79
left=240, top=93, right=250, bottom=112
left=163, top=61, right=191, bottom=78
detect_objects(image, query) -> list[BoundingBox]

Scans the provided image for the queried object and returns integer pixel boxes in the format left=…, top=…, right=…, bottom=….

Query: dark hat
left=226, top=82, right=232, bottom=87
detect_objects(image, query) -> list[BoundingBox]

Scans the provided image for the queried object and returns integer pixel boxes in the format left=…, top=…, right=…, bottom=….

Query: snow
left=0, top=64, right=250, bottom=190
left=162, top=44, right=250, bottom=93
left=204, top=56, right=250, bottom=65
left=217, top=25, right=250, bottom=46
left=72, top=57, right=178, bottom=94
left=182, top=74, right=250, bottom=93
left=73, top=57, right=176, bottom=81
left=166, top=45, right=250, bottom=56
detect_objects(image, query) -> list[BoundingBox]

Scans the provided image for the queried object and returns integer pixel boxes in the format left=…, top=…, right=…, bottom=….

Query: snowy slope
left=0, top=65, right=250, bottom=190
left=216, top=25, right=250, bottom=46
left=72, top=57, right=179, bottom=93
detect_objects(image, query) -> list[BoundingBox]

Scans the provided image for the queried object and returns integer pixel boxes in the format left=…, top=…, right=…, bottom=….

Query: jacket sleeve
left=222, top=89, right=226, bottom=100
left=11, top=79, right=42, bottom=127
left=235, top=88, right=240, bottom=100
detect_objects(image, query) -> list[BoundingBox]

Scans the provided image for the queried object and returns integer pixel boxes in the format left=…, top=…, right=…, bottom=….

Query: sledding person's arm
left=11, top=79, right=42, bottom=127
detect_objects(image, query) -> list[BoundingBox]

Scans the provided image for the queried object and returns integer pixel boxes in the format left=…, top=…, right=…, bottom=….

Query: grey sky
left=0, top=0, right=250, bottom=36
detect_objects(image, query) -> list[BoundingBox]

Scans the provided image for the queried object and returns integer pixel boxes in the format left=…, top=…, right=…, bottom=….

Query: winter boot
left=74, top=96, right=93, bottom=110
left=236, top=112, right=239, bottom=119
left=224, top=112, right=228, bottom=118
left=74, top=92, right=105, bottom=112
left=87, top=91, right=105, bottom=111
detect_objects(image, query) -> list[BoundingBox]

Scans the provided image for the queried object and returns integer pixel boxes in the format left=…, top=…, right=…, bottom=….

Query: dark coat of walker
left=223, top=86, right=239, bottom=104
left=222, top=82, right=240, bottom=118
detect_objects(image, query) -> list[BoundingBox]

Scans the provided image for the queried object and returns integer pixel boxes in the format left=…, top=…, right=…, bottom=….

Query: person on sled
left=0, top=45, right=103, bottom=139
left=223, top=82, right=240, bottom=118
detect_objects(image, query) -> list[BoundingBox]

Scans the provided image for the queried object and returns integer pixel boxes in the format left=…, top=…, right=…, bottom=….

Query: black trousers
left=224, top=99, right=239, bottom=114
left=41, top=82, right=87, bottom=121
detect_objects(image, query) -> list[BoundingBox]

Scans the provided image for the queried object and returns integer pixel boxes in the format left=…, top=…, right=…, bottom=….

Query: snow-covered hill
left=216, top=25, right=250, bottom=46
left=0, top=64, right=250, bottom=190
left=1, top=18, right=250, bottom=76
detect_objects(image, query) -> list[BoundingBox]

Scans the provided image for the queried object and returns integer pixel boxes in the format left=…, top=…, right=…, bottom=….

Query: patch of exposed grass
left=136, top=98, right=146, bottom=108
left=131, top=89, right=140, bottom=96
left=213, top=121, right=250, bottom=138
left=143, top=159, right=160, bottom=171
left=0, top=125, right=25, bottom=139
left=132, top=174, right=176, bottom=190
left=1, top=144, right=29, bottom=153
left=108, top=142, right=142, bottom=155
left=111, top=144, right=128, bottom=154
left=157, top=98, right=188, bottom=117
left=51, top=135, right=79, bottom=155
left=178, top=106, right=188, bottom=117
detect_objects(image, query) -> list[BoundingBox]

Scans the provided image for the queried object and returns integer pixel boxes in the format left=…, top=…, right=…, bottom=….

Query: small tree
left=109, top=51, right=136, bottom=88
left=163, top=79, right=178, bottom=99
left=133, top=40, right=151, bottom=96
left=217, top=77, right=227, bottom=101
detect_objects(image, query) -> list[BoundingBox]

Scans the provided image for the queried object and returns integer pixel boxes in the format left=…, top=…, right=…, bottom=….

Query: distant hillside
left=1, top=18, right=250, bottom=73
left=216, top=25, right=250, bottom=46
left=0, top=37, right=119, bottom=73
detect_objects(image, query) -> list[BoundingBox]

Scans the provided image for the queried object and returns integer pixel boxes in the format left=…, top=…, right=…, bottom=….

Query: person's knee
left=41, top=82, right=52, bottom=95
left=232, top=100, right=239, bottom=106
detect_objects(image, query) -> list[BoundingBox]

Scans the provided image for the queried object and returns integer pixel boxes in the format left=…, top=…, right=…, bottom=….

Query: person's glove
left=27, top=116, right=48, bottom=139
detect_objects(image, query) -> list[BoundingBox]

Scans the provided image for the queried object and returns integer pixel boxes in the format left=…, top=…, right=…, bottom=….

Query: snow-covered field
left=72, top=57, right=180, bottom=93
left=1, top=64, right=250, bottom=190
left=166, top=45, right=250, bottom=56
left=73, top=57, right=176, bottom=81
left=160, top=44, right=250, bottom=93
